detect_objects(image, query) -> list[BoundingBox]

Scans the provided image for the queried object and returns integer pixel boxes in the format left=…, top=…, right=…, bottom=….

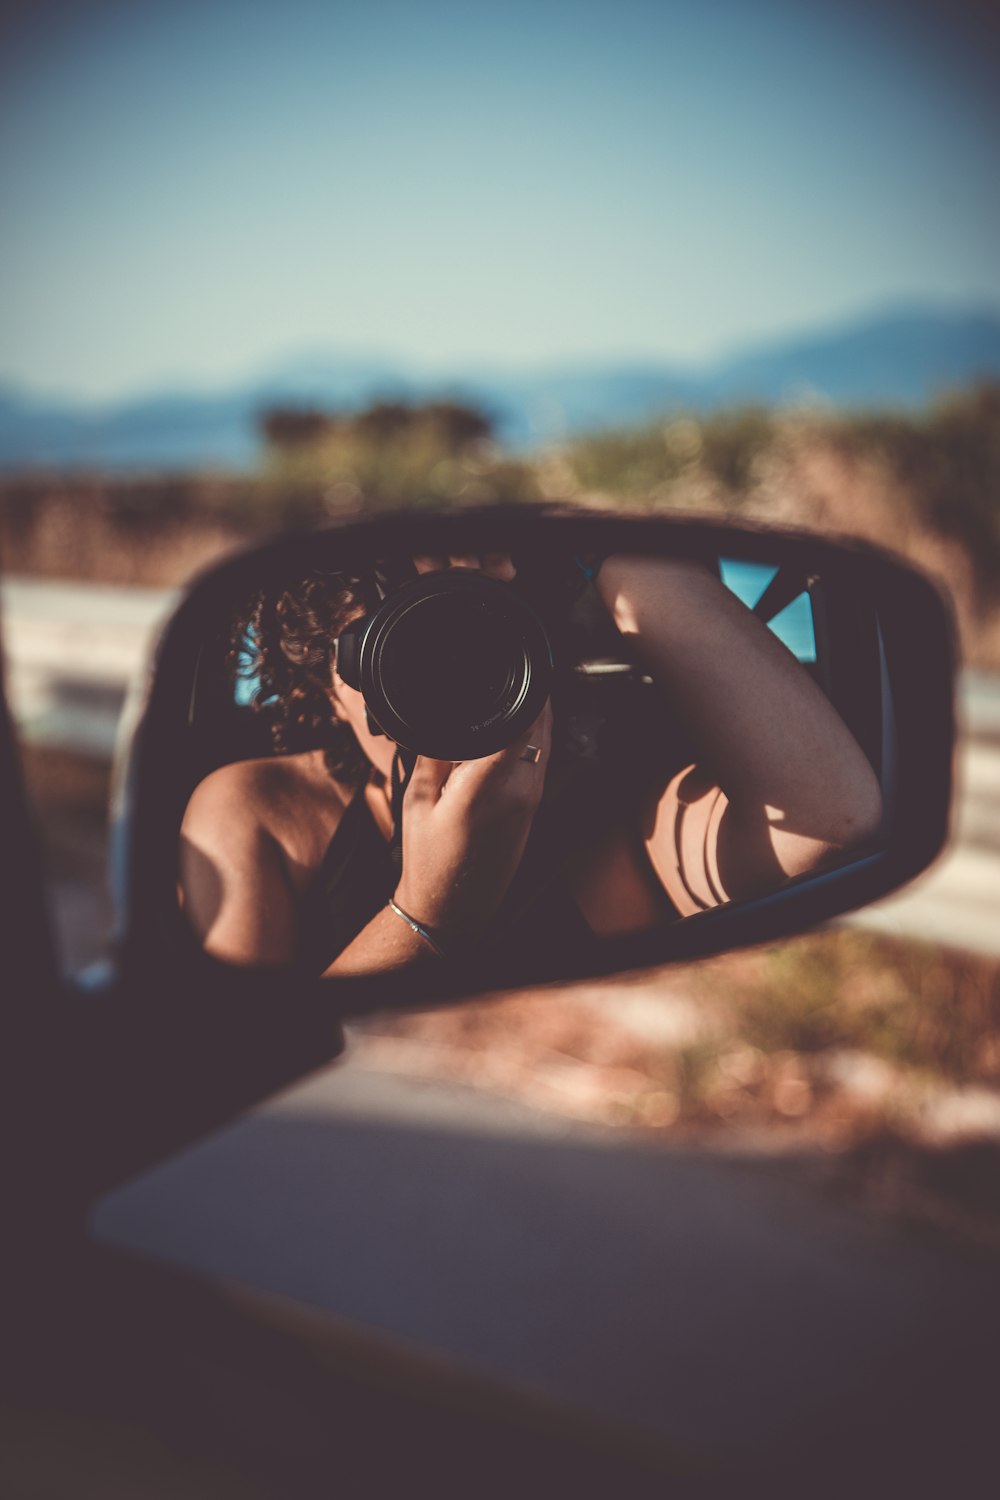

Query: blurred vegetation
left=0, top=474, right=258, bottom=587
left=565, top=406, right=778, bottom=506
left=2, top=382, right=999, bottom=659
left=716, top=930, right=1000, bottom=1085
left=366, top=927, right=1000, bottom=1133
left=823, top=384, right=1000, bottom=607
left=257, top=398, right=541, bottom=518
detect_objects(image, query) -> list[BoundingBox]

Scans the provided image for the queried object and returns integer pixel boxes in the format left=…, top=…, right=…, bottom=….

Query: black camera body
left=334, top=570, right=554, bottom=762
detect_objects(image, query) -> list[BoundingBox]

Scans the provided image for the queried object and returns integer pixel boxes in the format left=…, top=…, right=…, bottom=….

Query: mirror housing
left=110, top=505, right=955, bottom=1014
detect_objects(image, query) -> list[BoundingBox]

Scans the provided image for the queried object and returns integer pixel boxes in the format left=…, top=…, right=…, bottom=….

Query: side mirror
left=111, top=506, right=955, bottom=1014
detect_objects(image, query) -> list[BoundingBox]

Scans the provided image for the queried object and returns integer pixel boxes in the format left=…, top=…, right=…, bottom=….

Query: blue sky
left=1, top=0, right=997, bottom=401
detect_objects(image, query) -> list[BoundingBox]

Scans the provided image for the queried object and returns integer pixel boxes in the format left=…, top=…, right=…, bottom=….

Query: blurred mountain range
left=2, top=305, right=999, bottom=471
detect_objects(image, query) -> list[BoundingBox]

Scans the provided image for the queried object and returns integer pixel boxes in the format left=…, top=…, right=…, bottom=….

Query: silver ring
left=520, top=744, right=542, bottom=765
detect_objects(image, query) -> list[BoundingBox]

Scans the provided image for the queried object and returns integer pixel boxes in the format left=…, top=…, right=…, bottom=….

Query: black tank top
left=297, top=765, right=679, bottom=981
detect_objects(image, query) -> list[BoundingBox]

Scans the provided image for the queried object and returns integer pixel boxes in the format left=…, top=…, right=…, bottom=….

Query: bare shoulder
left=181, top=754, right=296, bottom=834
left=181, top=750, right=350, bottom=870
left=179, top=751, right=352, bottom=963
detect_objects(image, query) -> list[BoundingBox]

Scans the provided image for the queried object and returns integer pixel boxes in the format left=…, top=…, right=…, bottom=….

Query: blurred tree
left=421, top=401, right=493, bottom=449
left=256, top=397, right=536, bottom=513
left=352, top=402, right=416, bottom=444
left=259, top=408, right=338, bottom=448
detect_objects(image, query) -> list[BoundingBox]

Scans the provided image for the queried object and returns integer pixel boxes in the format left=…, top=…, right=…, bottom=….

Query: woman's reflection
left=178, top=553, right=883, bottom=977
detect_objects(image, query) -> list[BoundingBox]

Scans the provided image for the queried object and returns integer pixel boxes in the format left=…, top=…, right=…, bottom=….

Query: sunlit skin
left=178, top=553, right=883, bottom=975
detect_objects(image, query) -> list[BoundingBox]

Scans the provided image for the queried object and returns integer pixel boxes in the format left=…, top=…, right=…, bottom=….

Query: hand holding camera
left=392, top=701, right=553, bottom=949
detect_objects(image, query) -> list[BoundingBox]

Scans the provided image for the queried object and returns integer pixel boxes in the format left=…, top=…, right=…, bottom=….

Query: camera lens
left=354, top=571, right=552, bottom=760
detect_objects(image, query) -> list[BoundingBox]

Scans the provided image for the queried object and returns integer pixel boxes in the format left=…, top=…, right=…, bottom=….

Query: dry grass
left=355, top=931, right=1000, bottom=1136
left=0, top=477, right=251, bottom=587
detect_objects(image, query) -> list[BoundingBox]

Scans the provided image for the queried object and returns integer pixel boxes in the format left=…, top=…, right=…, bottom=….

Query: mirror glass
left=172, top=537, right=887, bottom=988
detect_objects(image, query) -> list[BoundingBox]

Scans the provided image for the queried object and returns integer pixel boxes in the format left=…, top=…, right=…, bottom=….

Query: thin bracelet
left=387, top=899, right=446, bottom=958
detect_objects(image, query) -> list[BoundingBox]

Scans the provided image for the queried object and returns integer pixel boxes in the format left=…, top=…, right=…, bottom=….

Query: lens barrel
left=336, top=571, right=553, bottom=760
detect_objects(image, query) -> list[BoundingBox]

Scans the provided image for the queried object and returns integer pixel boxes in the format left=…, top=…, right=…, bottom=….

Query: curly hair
left=231, top=569, right=371, bottom=785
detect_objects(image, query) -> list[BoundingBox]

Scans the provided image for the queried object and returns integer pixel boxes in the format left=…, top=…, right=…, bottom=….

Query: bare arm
left=180, top=774, right=445, bottom=975
left=595, top=556, right=883, bottom=911
left=179, top=707, right=552, bottom=976
left=327, top=704, right=553, bottom=975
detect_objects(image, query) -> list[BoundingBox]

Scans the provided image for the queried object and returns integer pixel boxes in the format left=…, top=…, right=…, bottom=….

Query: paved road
left=3, top=574, right=998, bottom=957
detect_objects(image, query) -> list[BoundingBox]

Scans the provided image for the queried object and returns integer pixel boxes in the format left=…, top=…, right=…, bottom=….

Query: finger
left=508, top=702, right=553, bottom=771
left=510, top=699, right=553, bottom=758
left=446, top=554, right=482, bottom=571
left=488, top=700, right=554, bottom=767
left=413, top=555, right=447, bottom=574
left=446, top=700, right=553, bottom=794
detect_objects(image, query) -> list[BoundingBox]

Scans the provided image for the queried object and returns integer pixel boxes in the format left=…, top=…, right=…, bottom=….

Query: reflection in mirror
left=176, top=544, right=884, bottom=985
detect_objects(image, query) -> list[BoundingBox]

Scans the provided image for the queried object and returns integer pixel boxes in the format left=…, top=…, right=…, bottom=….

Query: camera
left=334, top=569, right=554, bottom=761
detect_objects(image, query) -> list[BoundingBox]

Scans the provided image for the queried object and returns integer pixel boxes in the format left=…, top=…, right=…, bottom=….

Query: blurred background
left=2, top=0, right=1000, bottom=1245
